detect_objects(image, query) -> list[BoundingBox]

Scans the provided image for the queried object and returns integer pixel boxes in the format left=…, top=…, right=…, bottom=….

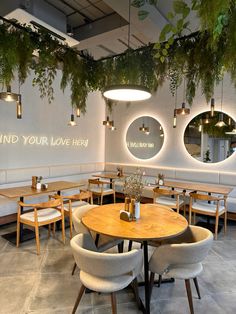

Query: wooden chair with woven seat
left=88, top=178, right=116, bottom=205
left=189, top=192, right=227, bottom=240
left=50, top=190, right=93, bottom=239
left=153, top=187, right=186, bottom=216
left=16, top=198, right=65, bottom=254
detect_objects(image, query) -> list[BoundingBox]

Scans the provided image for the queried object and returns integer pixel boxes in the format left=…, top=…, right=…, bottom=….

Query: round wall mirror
left=184, top=111, right=236, bottom=163
left=126, top=116, right=164, bottom=159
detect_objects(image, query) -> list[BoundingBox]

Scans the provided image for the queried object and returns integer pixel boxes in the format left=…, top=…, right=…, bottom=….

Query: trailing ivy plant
left=2, top=0, right=236, bottom=114
left=133, top=0, right=236, bottom=105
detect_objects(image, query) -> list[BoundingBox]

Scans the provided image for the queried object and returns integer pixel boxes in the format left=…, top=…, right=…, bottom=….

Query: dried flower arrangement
left=123, top=168, right=144, bottom=202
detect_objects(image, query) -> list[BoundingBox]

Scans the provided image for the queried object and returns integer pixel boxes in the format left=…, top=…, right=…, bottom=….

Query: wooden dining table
left=82, top=203, right=188, bottom=314
left=92, top=172, right=126, bottom=188
left=0, top=180, right=84, bottom=244
left=156, top=179, right=232, bottom=195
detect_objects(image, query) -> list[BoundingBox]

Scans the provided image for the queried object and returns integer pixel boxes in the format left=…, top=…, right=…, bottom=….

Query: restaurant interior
left=0, top=1, right=236, bottom=314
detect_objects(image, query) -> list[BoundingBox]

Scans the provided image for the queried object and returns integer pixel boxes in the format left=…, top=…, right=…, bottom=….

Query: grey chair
left=70, top=233, right=143, bottom=314
left=71, top=204, right=124, bottom=275
left=149, top=226, right=213, bottom=314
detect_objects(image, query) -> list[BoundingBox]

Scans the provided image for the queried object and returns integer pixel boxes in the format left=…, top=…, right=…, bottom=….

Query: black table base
left=1, top=228, right=35, bottom=245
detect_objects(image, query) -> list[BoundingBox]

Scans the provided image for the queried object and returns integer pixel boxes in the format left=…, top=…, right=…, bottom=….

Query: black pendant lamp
left=215, top=79, right=227, bottom=127
left=176, top=79, right=190, bottom=115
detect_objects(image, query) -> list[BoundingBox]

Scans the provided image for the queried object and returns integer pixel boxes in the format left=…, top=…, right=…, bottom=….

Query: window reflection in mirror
left=184, top=111, right=236, bottom=163
left=126, top=116, right=164, bottom=160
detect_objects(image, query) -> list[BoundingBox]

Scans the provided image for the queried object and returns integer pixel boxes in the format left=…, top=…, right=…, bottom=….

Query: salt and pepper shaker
left=125, top=197, right=130, bottom=212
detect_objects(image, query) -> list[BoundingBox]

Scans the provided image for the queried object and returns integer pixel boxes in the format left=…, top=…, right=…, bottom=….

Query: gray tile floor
left=0, top=220, right=236, bottom=314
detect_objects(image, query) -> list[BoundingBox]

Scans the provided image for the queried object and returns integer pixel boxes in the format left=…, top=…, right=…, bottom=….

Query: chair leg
left=72, top=284, right=86, bottom=314
left=132, top=277, right=141, bottom=309
left=35, top=225, right=40, bottom=255
left=52, top=222, right=56, bottom=236
left=215, top=214, right=219, bottom=240
left=114, top=192, right=116, bottom=203
left=149, top=272, right=155, bottom=297
left=61, top=217, right=66, bottom=244
left=48, top=224, right=51, bottom=239
left=224, top=211, right=227, bottom=234
left=189, top=209, right=192, bottom=225
left=185, top=279, right=194, bottom=314
left=16, top=219, right=21, bottom=248
left=118, top=241, right=124, bottom=253
left=101, top=195, right=103, bottom=205
left=71, top=262, right=77, bottom=276
left=111, top=292, right=117, bottom=314
left=69, top=211, right=73, bottom=239
left=193, top=277, right=201, bottom=299
left=128, top=240, right=133, bottom=251
left=158, top=274, right=162, bottom=287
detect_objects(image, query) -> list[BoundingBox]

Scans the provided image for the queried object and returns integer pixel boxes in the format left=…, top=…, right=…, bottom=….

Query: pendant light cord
left=183, top=77, right=186, bottom=102
left=175, top=86, right=177, bottom=109
left=128, top=0, right=131, bottom=50
left=221, top=79, right=223, bottom=112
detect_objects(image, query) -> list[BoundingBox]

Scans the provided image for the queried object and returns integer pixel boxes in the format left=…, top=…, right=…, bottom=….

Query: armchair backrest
left=71, top=233, right=143, bottom=278
left=72, top=204, right=98, bottom=234
left=149, top=226, right=213, bottom=275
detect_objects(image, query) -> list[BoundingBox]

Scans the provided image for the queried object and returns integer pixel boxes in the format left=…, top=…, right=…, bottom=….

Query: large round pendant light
left=103, top=0, right=151, bottom=102
left=103, top=85, right=151, bottom=101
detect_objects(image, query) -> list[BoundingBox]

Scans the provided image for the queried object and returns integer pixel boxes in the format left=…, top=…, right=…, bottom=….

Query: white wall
left=0, top=71, right=105, bottom=169
left=105, top=74, right=236, bottom=172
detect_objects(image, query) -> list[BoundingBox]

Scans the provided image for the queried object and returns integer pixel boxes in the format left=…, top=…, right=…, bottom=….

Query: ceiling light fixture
left=198, top=119, right=202, bottom=132
left=103, top=116, right=113, bottom=127
left=0, top=85, right=18, bottom=102
left=210, top=98, right=215, bottom=117
left=16, top=94, right=22, bottom=119
left=176, top=79, right=190, bottom=115
left=76, top=108, right=80, bottom=117
left=173, top=89, right=177, bottom=128
left=144, top=127, right=150, bottom=135
left=204, top=114, right=210, bottom=124
left=215, top=79, right=227, bottom=127
left=68, top=105, right=77, bottom=126
left=102, top=0, right=151, bottom=102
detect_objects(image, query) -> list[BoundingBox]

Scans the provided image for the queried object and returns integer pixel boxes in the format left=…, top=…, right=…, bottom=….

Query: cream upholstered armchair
left=71, top=204, right=124, bottom=275
left=70, top=233, right=143, bottom=314
left=149, top=226, right=213, bottom=314
left=153, top=187, right=186, bottom=216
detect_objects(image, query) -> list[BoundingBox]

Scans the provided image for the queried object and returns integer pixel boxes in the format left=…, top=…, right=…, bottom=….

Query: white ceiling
left=1, top=0, right=197, bottom=60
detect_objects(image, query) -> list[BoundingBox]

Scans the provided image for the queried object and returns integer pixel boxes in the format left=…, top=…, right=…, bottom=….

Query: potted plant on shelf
left=123, top=168, right=144, bottom=219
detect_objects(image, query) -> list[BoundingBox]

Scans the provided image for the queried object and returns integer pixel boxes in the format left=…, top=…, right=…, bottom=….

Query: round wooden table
left=82, top=203, right=188, bottom=314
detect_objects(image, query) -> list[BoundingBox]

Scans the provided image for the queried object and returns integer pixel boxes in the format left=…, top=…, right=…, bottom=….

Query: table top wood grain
left=0, top=181, right=84, bottom=199
left=82, top=203, right=188, bottom=241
